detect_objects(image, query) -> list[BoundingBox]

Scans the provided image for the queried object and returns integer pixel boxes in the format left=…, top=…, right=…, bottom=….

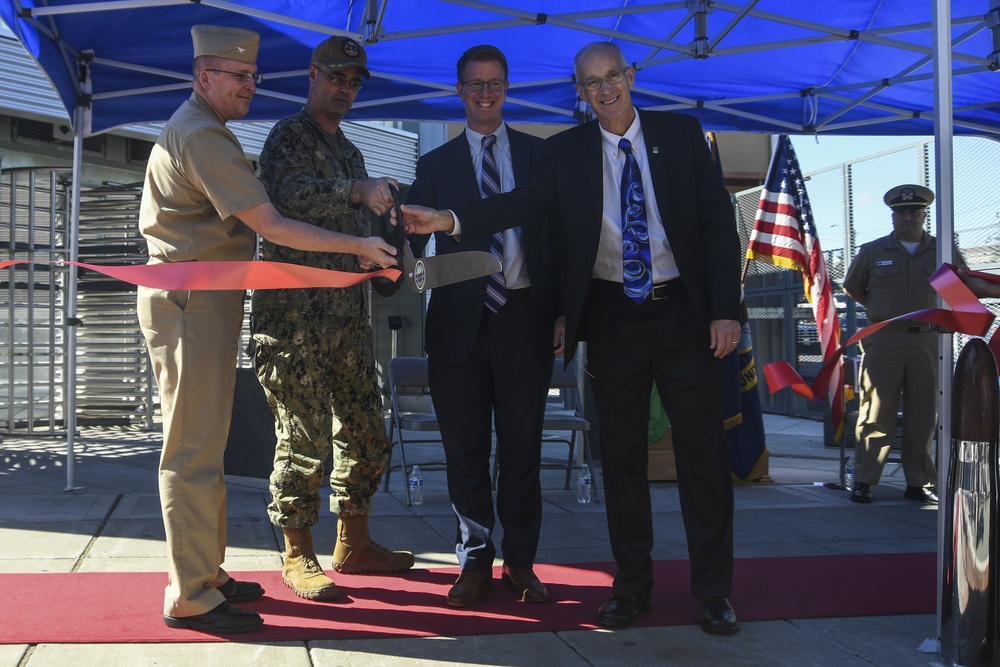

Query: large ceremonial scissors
left=371, top=184, right=501, bottom=297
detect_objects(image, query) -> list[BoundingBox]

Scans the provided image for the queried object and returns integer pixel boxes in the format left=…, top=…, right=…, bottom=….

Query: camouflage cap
left=312, top=36, right=370, bottom=79
left=191, top=25, right=260, bottom=65
left=883, top=184, right=934, bottom=208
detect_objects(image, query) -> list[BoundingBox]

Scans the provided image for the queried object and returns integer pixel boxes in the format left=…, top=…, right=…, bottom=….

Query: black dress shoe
left=446, top=571, right=493, bottom=608
left=502, top=565, right=548, bottom=603
left=163, top=601, right=263, bottom=634
left=699, top=597, right=739, bottom=635
left=904, top=486, right=938, bottom=504
left=217, top=577, right=265, bottom=603
left=596, top=593, right=652, bottom=628
left=850, top=482, right=873, bottom=504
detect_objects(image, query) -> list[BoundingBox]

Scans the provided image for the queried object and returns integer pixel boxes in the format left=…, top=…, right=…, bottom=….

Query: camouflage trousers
left=252, top=310, right=390, bottom=527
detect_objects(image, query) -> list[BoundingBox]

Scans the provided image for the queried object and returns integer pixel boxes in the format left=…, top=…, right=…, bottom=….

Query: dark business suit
left=451, top=110, right=741, bottom=600
left=407, top=126, right=558, bottom=573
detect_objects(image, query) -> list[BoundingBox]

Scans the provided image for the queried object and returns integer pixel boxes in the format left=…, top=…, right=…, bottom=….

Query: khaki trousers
left=855, top=330, right=938, bottom=487
left=138, top=286, right=244, bottom=617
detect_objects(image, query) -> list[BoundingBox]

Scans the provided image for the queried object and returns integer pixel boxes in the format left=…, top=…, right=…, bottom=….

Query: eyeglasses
left=315, top=66, right=364, bottom=90
left=579, top=68, right=630, bottom=91
left=460, top=79, right=507, bottom=93
left=205, top=68, right=263, bottom=85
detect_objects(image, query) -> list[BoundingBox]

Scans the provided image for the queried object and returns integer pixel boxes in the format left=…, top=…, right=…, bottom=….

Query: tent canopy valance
left=1, top=0, right=998, bottom=137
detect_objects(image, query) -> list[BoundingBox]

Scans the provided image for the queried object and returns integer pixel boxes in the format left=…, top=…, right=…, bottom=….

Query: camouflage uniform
left=252, top=108, right=389, bottom=526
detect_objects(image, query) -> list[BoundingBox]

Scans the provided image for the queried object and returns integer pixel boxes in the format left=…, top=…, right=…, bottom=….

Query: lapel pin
left=652, top=146, right=659, bottom=154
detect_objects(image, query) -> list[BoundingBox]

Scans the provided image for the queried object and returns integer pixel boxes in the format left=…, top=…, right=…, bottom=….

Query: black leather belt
left=650, top=280, right=682, bottom=301
left=591, top=279, right=682, bottom=301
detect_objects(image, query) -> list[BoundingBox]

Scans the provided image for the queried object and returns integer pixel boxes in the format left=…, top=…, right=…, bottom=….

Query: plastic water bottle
left=577, top=464, right=593, bottom=504
left=408, top=465, right=424, bottom=506
left=844, top=456, right=855, bottom=491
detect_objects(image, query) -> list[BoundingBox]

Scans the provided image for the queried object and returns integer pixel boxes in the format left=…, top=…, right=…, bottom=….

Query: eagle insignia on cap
left=342, top=39, right=361, bottom=58
left=901, top=187, right=915, bottom=201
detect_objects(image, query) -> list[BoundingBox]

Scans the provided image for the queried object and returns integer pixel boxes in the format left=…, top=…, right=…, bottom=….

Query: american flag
left=747, top=135, right=844, bottom=438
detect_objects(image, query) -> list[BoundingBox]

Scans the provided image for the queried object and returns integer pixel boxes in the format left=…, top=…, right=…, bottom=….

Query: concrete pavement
left=0, top=414, right=945, bottom=666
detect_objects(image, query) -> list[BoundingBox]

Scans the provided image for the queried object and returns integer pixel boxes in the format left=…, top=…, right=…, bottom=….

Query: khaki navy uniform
left=137, top=92, right=270, bottom=617
left=251, top=108, right=390, bottom=527
left=843, top=231, right=939, bottom=488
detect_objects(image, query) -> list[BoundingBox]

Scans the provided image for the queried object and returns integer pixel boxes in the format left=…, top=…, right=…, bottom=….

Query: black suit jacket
left=406, top=126, right=560, bottom=364
left=451, top=110, right=741, bottom=362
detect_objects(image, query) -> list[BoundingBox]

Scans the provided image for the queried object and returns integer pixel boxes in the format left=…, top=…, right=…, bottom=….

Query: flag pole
left=708, top=130, right=770, bottom=484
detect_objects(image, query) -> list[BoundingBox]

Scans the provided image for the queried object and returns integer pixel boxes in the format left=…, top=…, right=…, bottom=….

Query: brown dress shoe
left=446, top=571, right=493, bottom=607
left=502, top=566, right=548, bottom=603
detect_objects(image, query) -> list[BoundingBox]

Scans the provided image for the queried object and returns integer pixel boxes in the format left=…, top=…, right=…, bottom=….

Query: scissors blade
left=401, top=251, right=502, bottom=293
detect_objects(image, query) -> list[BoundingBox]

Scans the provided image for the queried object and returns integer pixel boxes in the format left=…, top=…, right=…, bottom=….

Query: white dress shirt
left=593, top=110, right=679, bottom=284
left=464, top=124, right=529, bottom=289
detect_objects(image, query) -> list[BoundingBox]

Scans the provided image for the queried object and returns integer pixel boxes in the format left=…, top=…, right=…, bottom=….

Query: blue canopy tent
left=0, top=1, right=996, bottom=136
left=0, top=1, right=993, bottom=650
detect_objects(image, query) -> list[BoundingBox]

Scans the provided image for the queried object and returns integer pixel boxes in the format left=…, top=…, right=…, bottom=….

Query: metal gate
left=0, top=168, right=154, bottom=434
left=1, top=167, right=71, bottom=433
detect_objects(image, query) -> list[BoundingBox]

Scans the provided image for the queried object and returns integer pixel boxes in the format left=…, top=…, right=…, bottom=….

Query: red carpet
left=0, top=553, right=934, bottom=644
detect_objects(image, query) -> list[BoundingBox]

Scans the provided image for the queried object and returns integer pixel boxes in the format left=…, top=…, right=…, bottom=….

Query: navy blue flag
left=723, top=321, right=770, bottom=482
left=706, top=131, right=770, bottom=482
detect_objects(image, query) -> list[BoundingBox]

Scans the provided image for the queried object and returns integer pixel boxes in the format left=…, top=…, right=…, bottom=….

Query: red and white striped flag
left=747, top=135, right=844, bottom=437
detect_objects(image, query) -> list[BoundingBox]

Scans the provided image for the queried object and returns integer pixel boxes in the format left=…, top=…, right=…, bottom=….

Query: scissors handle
left=372, top=183, right=405, bottom=297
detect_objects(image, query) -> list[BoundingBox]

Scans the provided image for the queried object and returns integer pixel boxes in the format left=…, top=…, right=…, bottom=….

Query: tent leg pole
left=63, top=103, right=84, bottom=492
left=932, top=0, right=954, bottom=654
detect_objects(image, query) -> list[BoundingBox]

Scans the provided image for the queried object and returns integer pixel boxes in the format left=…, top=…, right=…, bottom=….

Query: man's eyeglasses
left=579, top=68, right=630, bottom=91
left=460, top=79, right=507, bottom=93
left=315, top=66, right=364, bottom=91
left=205, top=69, right=263, bottom=85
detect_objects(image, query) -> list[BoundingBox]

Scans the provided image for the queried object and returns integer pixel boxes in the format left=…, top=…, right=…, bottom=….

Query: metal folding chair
left=383, top=356, right=446, bottom=506
left=492, top=357, right=601, bottom=502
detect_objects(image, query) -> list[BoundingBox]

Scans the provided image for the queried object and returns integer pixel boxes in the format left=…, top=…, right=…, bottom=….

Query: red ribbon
left=764, top=263, right=1000, bottom=402
left=0, top=259, right=400, bottom=291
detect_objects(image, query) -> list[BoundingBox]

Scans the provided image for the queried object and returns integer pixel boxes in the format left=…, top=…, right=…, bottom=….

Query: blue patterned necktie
left=480, top=134, right=507, bottom=313
left=618, top=138, right=652, bottom=303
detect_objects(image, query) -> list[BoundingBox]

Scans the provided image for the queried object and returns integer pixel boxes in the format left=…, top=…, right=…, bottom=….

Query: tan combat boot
left=281, top=527, right=338, bottom=600
left=332, top=514, right=415, bottom=574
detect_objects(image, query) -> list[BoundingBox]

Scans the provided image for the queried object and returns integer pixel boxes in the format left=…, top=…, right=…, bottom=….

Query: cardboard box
left=647, top=427, right=676, bottom=481
left=646, top=426, right=773, bottom=484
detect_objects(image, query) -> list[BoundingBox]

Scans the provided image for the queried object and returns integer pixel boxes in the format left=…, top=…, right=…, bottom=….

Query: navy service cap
left=312, top=36, right=370, bottom=79
left=191, top=25, right=260, bottom=65
left=884, top=184, right=934, bottom=209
